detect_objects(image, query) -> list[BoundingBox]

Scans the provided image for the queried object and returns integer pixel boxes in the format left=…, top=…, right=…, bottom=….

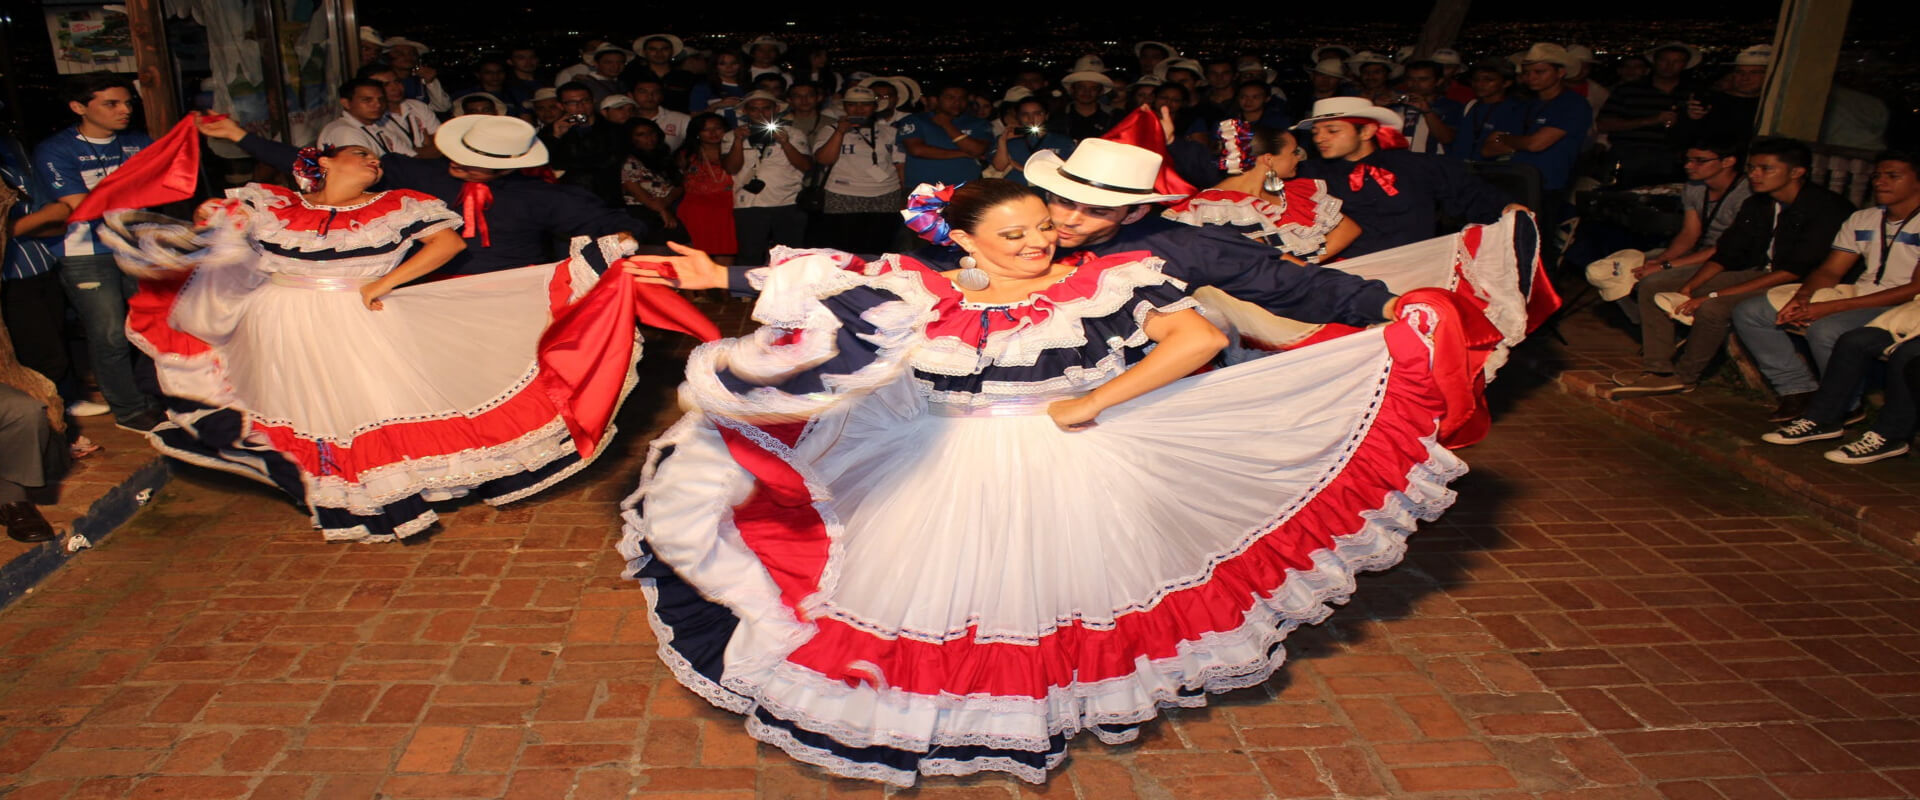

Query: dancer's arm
left=360, top=229, right=465, bottom=310
left=1048, top=308, right=1227, bottom=431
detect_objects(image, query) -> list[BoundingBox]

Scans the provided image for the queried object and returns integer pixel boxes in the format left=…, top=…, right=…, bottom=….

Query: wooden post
left=1758, top=0, right=1852, bottom=140
left=1413, top=0, right=1473, bottom=61
left=124, top=0, right=177, bottom=135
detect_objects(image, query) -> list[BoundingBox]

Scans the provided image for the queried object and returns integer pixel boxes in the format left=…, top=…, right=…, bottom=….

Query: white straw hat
left=435, top=115, right=549, bottom=169
left=1294, top=97, right=1402, bottom=131
left=1023, top=139, right=1188, bottom=207
left=633, top=34, right=686, bottom=59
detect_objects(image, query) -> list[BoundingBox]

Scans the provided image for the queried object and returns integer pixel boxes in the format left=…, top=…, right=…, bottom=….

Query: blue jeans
left=1805, top=328, right=1920, bottom=440
left=1730, top=296, right=1887, bottom=396
left=57, top=254, right=155, bottom=423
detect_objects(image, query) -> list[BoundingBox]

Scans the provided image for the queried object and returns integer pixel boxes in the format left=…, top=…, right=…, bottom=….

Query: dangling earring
left=1262, top=168, right=1285, bottom=194
left=954, top=253, right=991, bottom=291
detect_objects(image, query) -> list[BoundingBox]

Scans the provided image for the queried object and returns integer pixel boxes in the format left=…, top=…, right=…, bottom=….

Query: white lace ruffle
left=226, top=185, right=464, bottom=255
left=910, top=258, right=1184, bottom=378
left=1162, top=185, right=1344, bottom=260
left=632, top=434, right=1465, bottom=785
left=1456, top=211, right=1536, bottom=380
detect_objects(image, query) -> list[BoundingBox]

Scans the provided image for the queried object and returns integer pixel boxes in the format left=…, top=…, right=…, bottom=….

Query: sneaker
left=1612, top=369, right=1675, bottom=386
left=1761, top=418, right=1844, bottom=445
left=66, top=400, right=111, bottom=417
left=1607, top=373, right=1695, bottom=398
left=1824, top=432, right=1910, bottom=465
left=113, top=409, right=165, bottom=434
left=1767, top=392, right=1816, bottom=423
left=1844, top=406, right=1869, bottom=426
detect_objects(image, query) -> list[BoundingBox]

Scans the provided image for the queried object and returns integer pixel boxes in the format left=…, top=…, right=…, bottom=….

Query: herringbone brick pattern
left=1, top=328, right=1917, bottom=799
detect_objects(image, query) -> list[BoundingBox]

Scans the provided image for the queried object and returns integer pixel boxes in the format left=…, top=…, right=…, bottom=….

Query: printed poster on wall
left=45, top=5, right=139, bottom=74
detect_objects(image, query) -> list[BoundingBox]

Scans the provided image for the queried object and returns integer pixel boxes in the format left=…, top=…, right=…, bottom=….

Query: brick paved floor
left=2, top=335, right=1919, bottom=799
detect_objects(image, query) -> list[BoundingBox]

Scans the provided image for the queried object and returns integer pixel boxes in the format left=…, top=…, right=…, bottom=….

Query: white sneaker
left=66, top=400, right=111, bottom=417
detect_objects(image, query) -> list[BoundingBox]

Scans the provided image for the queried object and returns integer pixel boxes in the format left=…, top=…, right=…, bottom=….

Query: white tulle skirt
left=621, top=322, right=1465, bottom=785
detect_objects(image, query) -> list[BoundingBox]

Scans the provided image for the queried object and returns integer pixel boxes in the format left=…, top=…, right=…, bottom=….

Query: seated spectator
left=1386, top=60, right=1461, bottom=156
left=318, top=78, right=414, bottom=156
left=620, top=118, right=686, bottom=244
left=1763, top=319, right=1920, bottom=464
left=1598, top=42, right=1699, bottom=186
left=1453, top=61, right=1525, bottom=163
left=1602, top=135, right=1752, bottom=316
left=0, top=380, right=65, bottom=543
left=1295, top=97, right=1517, bottom=258
left=1736, top=150, right=1920, bottom=421
left=1610, top=138, right=1853, bottom=406
left=1479, top=44, right=1592, bottom=217
left=992, top=98, right=1074, bottom=187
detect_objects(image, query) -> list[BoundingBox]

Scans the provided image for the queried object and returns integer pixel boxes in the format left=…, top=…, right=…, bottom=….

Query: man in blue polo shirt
left=1479, top=43, right=1591, bottom=220
left=897, top=82, right=991, bottom=189
left=33, top=72, right=162, bottom=432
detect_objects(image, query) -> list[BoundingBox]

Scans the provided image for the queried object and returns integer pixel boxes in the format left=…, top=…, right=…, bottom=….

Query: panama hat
left=380, top=36, right=429, bottom=55
left=1126, top=74, right=1164, bottom=90
left=738, top=89, right=788, bottom=114
left=999, top=86, right=1034, bottom=105
left=1646, top=41, right=1703, bottom=70
left=358, top=26, right=384, bottom=46
left=1305, top=58, right=1348, bottom=79
left=436, top=115, right=548, bottom=169
left=1430, top=48, right=1464, bottom=66
left=599, top=94, right=638, bottom=111
left=1133, top=41, right=1179, bottom=58
left=1159, top=57, right=1204, bottom=81
left=1063, top=71, right=1116, bottom=91
left=841, top=86, right=879, bottom=104
left=1733, top=45, right=1773, bottom=66
left=1585, top=249, right=1646, bottom=302
left=1516, top=43, right=1576, bottom=69
left=588, top=44, right=635, bottom=61
left=530, top=87, right=558, bottom=103
left=453, top=92, right=511, bottom=116
left=633, top=34, right=686, bottom=59
left=742, top=36, right=788, bottom=55
left=1071, top=54, right=1109, bottom=73
left=1311, top=44, right=1354, bottom=64
left=1564, top=45, right=1600, bottom=64
left=1345, top=51, right=1403, bottom=79
left=1024, top=139, right=1189, bottom=207
left=1294, top=97, right=1402, bottom=131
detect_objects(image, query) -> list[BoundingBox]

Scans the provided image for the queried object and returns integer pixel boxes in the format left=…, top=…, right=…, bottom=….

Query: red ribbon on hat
left=1349, top=164, right=1400, bottom=196
left=458, top=181, right=493, bottom=247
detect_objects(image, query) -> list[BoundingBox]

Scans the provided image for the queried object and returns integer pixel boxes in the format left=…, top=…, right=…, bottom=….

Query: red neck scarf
left=1337, top=118, right=1409, bottom=197
left=458, top=181, right=494, bottom=247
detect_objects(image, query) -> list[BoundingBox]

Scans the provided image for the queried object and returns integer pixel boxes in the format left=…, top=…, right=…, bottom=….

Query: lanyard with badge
left=1876, top=207, right=1919, bottom=285
left=1703, top=177, right=1743, bottom=234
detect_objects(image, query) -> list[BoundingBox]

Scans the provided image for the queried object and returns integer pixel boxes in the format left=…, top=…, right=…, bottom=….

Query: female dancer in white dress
left=107, top=144, right=648, bottom=542
left=620, top=179, right=1467, bottom=785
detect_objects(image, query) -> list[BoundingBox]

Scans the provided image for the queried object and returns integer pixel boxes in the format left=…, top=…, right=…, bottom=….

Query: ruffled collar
left=894, top=251, right=1161, bottom=346
left=245, top=184, right=427, bottom=232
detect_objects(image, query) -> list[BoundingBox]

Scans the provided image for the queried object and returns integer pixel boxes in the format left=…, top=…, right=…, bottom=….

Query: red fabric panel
left=68, top=115, right=210, bottom=223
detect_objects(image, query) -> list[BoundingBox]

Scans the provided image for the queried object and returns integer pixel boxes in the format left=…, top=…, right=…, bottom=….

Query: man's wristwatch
left=1706, top=291, right=1720, bottom=299
left=1661, top=260, right=1673, bottom=270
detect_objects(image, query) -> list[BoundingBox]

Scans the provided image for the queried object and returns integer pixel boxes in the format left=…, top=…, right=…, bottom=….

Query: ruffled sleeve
left=681, top=248, right=938, bottom=421
left=1161, top=186, right=1343, bottom=260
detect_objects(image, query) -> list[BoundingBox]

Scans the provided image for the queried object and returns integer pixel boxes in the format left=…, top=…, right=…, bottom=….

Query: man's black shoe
left=1, top=502, right=56, bottom=543
left=1767, top=392, right=1816, bottom=423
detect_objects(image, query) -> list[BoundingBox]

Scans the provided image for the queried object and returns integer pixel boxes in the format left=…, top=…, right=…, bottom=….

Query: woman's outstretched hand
left=1047, top=395, right=1103, bottom=432
left=624, top=240, right=728, bottom=291
left=360, top=283, right=387, bottom=311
